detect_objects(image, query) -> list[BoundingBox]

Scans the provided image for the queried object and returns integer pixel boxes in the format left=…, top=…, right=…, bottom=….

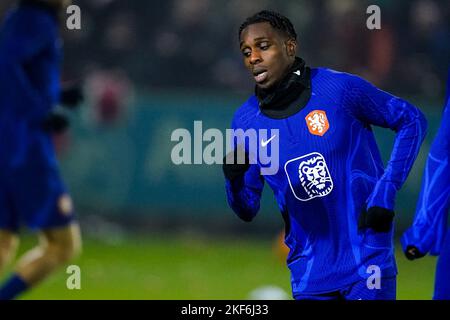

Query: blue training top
left=225, top=67, right=427, bottom=294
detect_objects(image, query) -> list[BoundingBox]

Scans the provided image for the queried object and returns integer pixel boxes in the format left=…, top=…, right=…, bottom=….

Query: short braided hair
left=238, top=10, right=297, bottom=41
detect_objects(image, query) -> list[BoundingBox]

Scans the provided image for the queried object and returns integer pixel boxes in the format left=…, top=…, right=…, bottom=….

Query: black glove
left=358, top=206, right=394, bottom=233
left=42, top=112, right=70, bottom=134
left=404, top=245, right=426, bottom=261
left=222, top=148, right=250, bottom=181
left=60, top=84, right=84, bottom=109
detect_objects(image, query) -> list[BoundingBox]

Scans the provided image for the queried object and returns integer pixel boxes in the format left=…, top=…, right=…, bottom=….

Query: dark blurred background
left=2, top=0, right=448, bottom=99
left=60, top=0, right=449, bottom=101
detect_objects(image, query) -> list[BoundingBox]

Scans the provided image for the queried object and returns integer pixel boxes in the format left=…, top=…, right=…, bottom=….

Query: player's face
left=240, top=22, right=296, bottom=90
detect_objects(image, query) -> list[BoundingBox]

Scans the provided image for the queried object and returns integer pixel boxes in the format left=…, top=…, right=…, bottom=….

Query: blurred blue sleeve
left=402, top=73, right=450, bottom=256
left=225, top=165, right=265, bottom=222
left=224, top=116, right=265, bottom=222
left=343, top=74, right=428, bottom=211
left=2, top=9, right=57, bottom=122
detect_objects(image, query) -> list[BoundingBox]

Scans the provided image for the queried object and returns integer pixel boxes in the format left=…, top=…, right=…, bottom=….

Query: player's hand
left=222, top=146, right=251, bottom=181
left=404, top=245, right=426, bottom=260
left=60, top=84, right=84, bottom=109
left=42, top=112, right=70, bottom=134
left=358, top=206, right=394, bottom=233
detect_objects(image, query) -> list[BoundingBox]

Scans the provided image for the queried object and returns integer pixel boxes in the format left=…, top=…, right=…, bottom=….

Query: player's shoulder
left=307, top=68, right=356, bottom=101
left=312, top=67, right=363, bottom=85
left=231, top=95, right=259, bottom=128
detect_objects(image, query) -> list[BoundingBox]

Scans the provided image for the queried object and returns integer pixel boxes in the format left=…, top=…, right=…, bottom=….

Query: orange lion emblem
left=305, top=110, right=329, bottom=136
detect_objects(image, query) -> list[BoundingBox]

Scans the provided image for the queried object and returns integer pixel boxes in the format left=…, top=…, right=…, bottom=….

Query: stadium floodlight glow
left=170, top=121, right=280, bottom=175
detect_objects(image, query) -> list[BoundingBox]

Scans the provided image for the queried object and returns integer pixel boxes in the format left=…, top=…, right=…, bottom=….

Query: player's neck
left=255, top=57, right=312, bottom=119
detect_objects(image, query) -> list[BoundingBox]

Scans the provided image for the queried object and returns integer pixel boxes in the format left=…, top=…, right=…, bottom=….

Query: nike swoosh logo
left=261, top=135, right=276, bottom=147
left=293, top=70, right=301, bottom=76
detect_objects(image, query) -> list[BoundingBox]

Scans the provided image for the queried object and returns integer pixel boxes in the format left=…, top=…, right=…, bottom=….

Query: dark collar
left=256, top=57, right=312, bottom=119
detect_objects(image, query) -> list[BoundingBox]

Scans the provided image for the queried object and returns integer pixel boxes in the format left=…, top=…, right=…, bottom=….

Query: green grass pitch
left=3, top=234, right=436, bottom=300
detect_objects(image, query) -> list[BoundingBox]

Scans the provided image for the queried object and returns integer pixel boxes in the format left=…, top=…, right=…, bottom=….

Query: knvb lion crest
left=305, top=110, right=329, bottom=136
left=284, top=152, right=333, bottom=201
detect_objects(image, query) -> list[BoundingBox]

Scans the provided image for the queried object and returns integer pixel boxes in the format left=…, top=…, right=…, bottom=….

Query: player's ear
left=285, top=39, right=297, bottom=58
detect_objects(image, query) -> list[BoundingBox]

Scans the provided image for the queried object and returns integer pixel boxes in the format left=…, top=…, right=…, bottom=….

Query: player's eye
left=242, top=48, right=251, bottom=57
left=259, top=42, right=270, bottom=50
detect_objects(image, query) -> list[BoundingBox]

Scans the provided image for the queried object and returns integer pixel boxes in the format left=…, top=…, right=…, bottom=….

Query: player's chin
left=255, top=78, right=273, bottom=90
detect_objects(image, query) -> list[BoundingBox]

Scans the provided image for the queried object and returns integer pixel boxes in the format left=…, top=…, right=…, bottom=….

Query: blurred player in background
left=0, top=0, right=83, bottom=300
left=402, top=70, right=450, bottom=300
left=223, top=10, right=427, bottom=300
